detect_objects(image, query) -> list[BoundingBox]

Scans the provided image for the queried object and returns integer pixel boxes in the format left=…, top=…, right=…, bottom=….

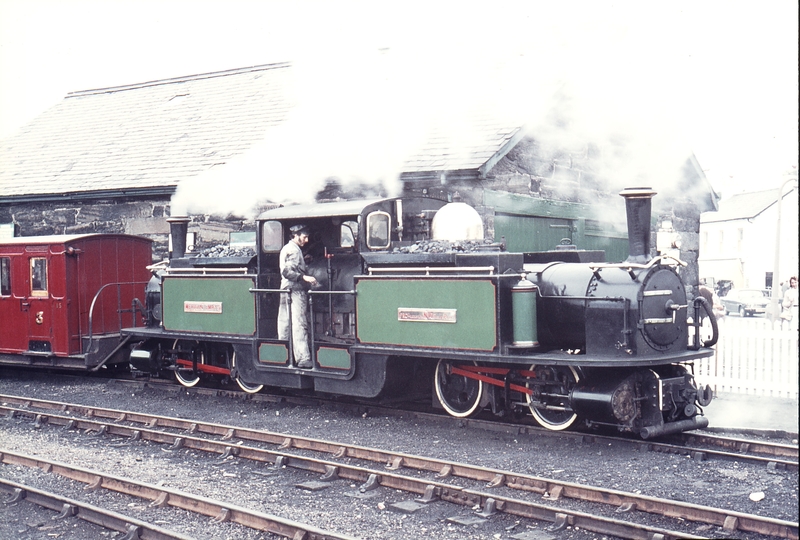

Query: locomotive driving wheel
left=173, top=339, right=204, bottom=388
left=434, top=359, right=484, bottom=418
left=231, top=351, right=264, bottom=394
left=525, top=365, right=580, bottom=431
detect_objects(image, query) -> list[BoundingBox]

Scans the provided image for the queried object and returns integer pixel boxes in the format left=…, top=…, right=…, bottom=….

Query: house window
left=30, top=258, right=48, bottom=297
left=737, top=228, right=744, bottom=252
left=0, top=257, right=10, bottom=296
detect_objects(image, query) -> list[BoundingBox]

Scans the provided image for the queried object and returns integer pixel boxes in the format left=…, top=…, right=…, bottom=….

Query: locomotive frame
left=124, top=187, right=718, bottom=439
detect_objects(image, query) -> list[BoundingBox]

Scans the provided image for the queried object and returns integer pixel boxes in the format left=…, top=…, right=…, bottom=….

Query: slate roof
left=700, top=188, right=791, bottom=223
left=0, top=62, right=523, bottom=200
left=401, top=120, right=524, bottom=180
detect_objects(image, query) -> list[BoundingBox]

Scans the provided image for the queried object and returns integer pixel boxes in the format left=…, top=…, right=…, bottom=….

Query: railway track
left=0, top=451, right=356, bottom=540
left=78, top=376, right=800, bottom=470
left=1, top=477, right=196, bottom=540
left=2, top=394, right=797, bottom=540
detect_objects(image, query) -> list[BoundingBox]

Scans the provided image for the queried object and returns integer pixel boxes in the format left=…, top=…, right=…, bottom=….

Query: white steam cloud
left=171, top=4, right=723, bottom=218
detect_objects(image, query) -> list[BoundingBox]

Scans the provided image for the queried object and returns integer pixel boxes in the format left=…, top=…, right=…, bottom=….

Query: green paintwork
left=486, top=189, right=631, bottom=263
left=317, top=347, right=351, bottom=370
left=511, top=281, right=538, bottom=346
left=495, top=214, right=574, bottom=253
left=259, top=343, right=289, bottom=364
left=162, top=276, right=256, bottom=335
left=356, top=277, right=497, bottom=351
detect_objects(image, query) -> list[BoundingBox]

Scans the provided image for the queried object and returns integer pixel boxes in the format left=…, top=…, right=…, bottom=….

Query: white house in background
left=699, top=186, right=798, bottom=291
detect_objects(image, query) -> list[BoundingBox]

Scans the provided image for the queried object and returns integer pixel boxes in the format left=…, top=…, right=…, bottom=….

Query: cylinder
left=512, top=278, right=539, bottom=347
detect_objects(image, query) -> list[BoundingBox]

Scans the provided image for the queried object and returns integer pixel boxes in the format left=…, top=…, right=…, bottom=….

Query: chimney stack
left=166, top=216, right=191, bottom=259
left=619, top=187, right=656, bottom=264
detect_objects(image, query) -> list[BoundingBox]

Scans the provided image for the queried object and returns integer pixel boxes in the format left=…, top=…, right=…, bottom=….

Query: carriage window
left=0, top=257, right=10, bottom=296
left=30, top=258, right=48, bottom=297
left=366, top=211, right=391, bottom=250
left=261, top=221, right=283, bottom=252
left=340, top=220, right=358, bottom=248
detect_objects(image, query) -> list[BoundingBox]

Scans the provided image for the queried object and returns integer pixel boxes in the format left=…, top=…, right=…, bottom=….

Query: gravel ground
left=0, top=369, right=797, bottom=540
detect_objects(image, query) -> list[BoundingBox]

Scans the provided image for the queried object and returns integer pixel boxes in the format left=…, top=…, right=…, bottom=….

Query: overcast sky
left=1, top=0, right=797, bottom=199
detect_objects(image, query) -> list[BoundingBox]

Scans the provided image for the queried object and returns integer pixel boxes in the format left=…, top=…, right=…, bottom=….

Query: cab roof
left=1, top=233, right=150, bottom=246
left=256, top=198, right=389, bottom=221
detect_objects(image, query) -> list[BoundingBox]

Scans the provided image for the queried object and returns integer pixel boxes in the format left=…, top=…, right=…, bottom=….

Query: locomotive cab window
left=0, top=257, right=10, bottom=296
left=30, top=257, right=48, bottom=297
left=340, top=220, right=358, bottom=248
left=366, top=211, right=391, bottom=250
left=261, top=221, right=283, bottom=252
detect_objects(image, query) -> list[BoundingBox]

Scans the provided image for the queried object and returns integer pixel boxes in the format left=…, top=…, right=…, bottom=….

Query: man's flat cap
left=289, top=224, right=309, bottom=234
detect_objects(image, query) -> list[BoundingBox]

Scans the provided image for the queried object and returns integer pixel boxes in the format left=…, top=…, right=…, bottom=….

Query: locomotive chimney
left=166, top=216, right=191, bottom=259
left=619, top=187, right=657, bottom=264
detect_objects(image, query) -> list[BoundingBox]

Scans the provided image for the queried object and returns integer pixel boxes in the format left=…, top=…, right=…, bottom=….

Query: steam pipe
left=640, top=416, right=709, bottom=439
left=619, top=187, right=657, bottom=264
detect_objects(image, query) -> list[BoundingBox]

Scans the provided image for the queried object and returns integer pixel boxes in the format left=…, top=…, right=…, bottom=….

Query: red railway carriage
left=0, top=234, right=152, bottom=369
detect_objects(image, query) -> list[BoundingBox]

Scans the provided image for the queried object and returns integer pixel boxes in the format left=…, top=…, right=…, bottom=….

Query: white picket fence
left=694, top=315, right=799, bottom=399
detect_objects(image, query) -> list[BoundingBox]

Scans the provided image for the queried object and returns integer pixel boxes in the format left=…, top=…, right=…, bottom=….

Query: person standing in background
left=278, top=224, right=318, bottom=368
left=781, top=276, right=798, bottom=327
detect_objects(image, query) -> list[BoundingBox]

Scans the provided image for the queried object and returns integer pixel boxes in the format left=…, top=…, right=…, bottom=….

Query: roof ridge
left=66, top=62, right=292, bottom=98
left=728, top=187, right=779, bottom=198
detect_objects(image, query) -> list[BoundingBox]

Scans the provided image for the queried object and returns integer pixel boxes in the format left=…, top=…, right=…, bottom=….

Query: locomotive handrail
left=366, top=266, right=529, bottom=278
left=158, top=267, right=253, bottom=275
left=366, top=265, right=498, bottom=276
left=248, top=288, right=357, bottom=367
left=85, top=280, right=149, bottom=365
left=248, top=288, right=356, bottom=296
left=145, top=260, right=169, bottom=271
left=249, top=287, right=289, bottom=294
left=588, top=255, right=688, bottom=271
left=537, top=294, right=627, bottom=301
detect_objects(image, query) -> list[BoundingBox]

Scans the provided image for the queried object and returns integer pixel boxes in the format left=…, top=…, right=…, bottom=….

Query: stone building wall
left=407, top=136, right=705, bottom=300
left=0, top=196, right=255, bottom=263
left=2, top=135, right=705, bottom=298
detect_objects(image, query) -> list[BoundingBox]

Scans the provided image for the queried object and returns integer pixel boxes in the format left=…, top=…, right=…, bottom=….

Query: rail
left=146, top=259, right=252, bottom=275
left=366, top=265, right=501, bottom=276
left=0, top=450, right=356, bottom=540
left=3, top=400, right=797, bottom=539
left=588, top=255, right=688, bottom=271
left=588, top=256, right=688, bottom=281
left=158, top=266, right=252, bottom=275
left=0, top=478, right=194, bottom=540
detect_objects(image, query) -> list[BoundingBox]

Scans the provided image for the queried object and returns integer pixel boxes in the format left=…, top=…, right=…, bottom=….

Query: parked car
left=720, top=289, right=770, bottom=317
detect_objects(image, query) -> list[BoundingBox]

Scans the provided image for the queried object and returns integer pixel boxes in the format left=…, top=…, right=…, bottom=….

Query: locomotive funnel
left=166, top=216, right=191, bottom=259
left=619, top=187, right=656, bottom=264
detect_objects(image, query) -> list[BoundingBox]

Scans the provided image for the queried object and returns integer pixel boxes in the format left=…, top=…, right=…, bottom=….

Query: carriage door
left=25, top=255, right=52, bottom=352
left=0, top=256, right=28, bottom=352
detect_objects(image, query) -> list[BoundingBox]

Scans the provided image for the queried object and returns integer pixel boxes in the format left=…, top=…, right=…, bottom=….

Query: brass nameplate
left=398, top=308, right=457, bottom=323
left=184, top=301, right=223, bottom=314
